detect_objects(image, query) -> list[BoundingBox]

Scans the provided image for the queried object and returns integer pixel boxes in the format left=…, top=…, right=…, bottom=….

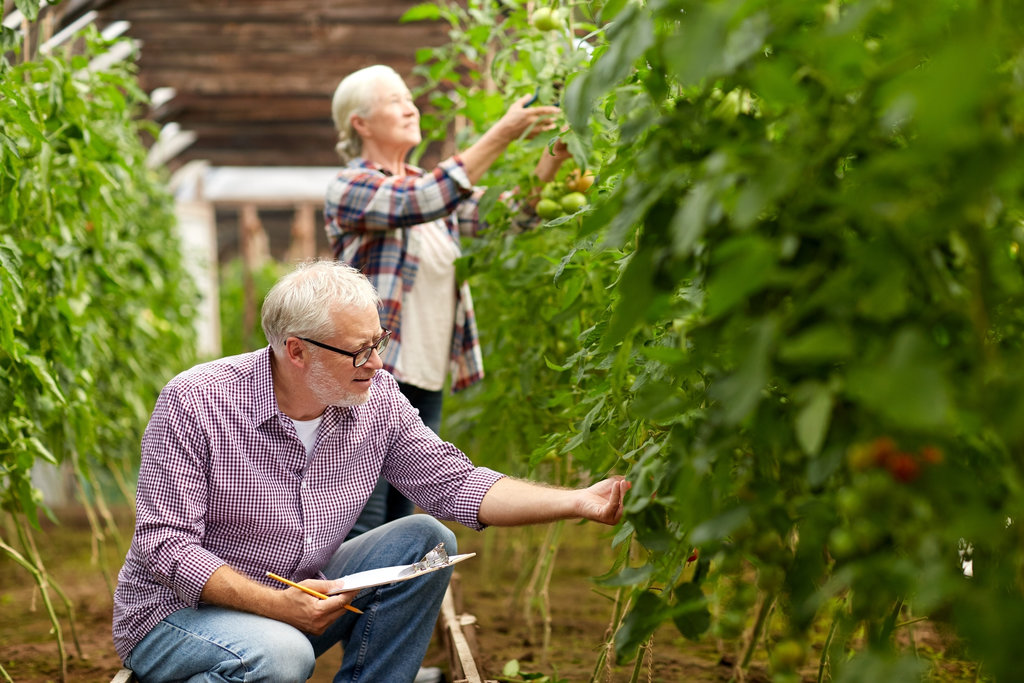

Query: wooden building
left=9, top=0, right=454, bottom=168
left=5, top=0, right=463, bottom=356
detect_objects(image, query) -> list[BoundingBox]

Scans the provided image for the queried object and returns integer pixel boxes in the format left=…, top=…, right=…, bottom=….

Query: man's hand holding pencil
left=267, top=572, right=363, bottom=613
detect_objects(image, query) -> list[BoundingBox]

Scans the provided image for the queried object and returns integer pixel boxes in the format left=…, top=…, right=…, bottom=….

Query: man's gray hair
left=330, top=64, right=404, bottom=163
left=261, top=260, right=381, bottom=348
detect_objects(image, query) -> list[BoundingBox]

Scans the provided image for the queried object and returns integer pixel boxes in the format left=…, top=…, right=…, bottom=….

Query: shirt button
left=306, top=536, right=313, bottom=544
left=301, top=481, right=308, bottom=489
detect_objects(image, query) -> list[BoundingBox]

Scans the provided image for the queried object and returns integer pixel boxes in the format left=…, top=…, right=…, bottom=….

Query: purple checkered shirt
left=111, top=347, right=504, bottom=661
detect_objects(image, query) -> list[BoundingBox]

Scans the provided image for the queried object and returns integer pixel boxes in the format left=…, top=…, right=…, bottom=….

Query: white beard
left=307, top=357, right=372, bottom=408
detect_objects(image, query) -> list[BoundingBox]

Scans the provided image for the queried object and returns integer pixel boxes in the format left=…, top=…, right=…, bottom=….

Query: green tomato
left=836, top=487, right=864, bottom=518
left=536, top=198, right=564, bottom=219
left=828, top=528, right=856, bottom=560
left=531, top=7, right=560, bottom=31
left=541, top=181, right=564, bottom=200
left=560, top=191, right=587, bottom=213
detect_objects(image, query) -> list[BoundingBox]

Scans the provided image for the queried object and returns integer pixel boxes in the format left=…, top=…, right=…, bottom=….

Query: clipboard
left=327, top=552, right=475, bottom=594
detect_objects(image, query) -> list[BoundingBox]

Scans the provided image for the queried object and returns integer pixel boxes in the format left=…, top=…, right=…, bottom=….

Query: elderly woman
left=326, top=64, right=569, bottom=538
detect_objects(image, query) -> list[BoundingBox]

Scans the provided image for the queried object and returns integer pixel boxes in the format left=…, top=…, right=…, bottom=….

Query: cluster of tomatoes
left=535, top=168, right=595, bottom=220
left=846, top=436, right=944, bottom=483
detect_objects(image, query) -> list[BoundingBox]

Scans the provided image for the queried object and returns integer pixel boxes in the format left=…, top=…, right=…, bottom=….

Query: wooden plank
left=97, top=0, right=429, bottom=20
left=102, top=7, right=431, bottom=25
left=134, top=48, right=434, bottom=74
left=110, top=669, right=135, bottom=683
left=440, top=586, right=483, bottom=683
left=134, top=60, right=425, bottom=96
left=136, top=70, right=339, bottom=96
left=175, top=147, right=343, bottom=167
left=153, top=95, right=329, bottom=123
left=105, top=19, right=447, bottom=48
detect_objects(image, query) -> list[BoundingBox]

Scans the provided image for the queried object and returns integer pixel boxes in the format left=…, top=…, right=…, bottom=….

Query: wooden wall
left=82, top=0, right=453, bottom=168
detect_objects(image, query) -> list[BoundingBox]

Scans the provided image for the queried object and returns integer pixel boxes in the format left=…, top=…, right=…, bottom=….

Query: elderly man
left=113, top=260, right=629, bottom=683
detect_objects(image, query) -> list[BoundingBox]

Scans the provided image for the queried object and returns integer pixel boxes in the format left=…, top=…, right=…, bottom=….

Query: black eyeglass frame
left=297, top=329, right=391, bottom=368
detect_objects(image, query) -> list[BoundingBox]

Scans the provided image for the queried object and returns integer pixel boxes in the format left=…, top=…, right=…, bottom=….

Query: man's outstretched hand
left=574, top=476, right=631, bottom=526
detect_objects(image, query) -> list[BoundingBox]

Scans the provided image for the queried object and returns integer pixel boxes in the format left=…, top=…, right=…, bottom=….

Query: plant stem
left=739, top=590, right=776, bottom=673
left=818, top=611, right=840, bottom=683
left=0, top=531, right=68, bottom=682
left=538, top=519, right=564, bottom=660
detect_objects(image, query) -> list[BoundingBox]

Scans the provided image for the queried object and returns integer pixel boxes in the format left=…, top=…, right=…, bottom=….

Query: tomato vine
left=408, top=0, right=1024, bottom=679
left=1, top=18, right=197, bottom=679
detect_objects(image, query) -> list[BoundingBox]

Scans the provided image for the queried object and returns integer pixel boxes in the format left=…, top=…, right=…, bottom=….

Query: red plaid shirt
left=112, top=348, right=504, bottom=660
left=324, top=156, right=485, bottom=391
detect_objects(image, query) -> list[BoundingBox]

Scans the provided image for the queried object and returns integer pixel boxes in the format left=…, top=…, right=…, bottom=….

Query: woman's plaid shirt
left=324, top=156, right=485, bottom=392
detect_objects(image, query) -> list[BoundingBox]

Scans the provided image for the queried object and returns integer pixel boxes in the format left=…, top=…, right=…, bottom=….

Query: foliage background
left=0, top=18, right=197, bottom=678
left=408, top=0, right=1024, bottom=680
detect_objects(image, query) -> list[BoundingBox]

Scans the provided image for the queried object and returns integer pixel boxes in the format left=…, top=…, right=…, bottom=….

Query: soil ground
left=0, top=507, right=980, bottom=682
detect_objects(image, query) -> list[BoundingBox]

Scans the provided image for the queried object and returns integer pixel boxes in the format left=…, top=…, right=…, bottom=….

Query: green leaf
left=595, top=563, right=655, bottom=587
left=542, top=355, right=570, bottom=372
left=23, top=354, right=67, bottom=404
left=672, top=582, right=712, bottom=640
left=778, top=324, right=855, bottom=364
left=600, top=0, right=628, bottom=22
left=14, top=0, right=41, bottom=21
left=564, top=4, right=653, bottom=132
left=794, top=382, right=832, bottom=456
left=614, top=590, right=664, bottom=664
left=602, top=248, right=654, bottom=351
left=400, top=3, right=442, bottom=22
left=502, top=659, right=521, bottom=677
left=25, top=436, right=58, bottom=465
left=669, top=181, right=713, bottom=257
left=846, top=327, right=953, bottom=430
left=709, top=317, right=777, bottom=424
left=689, top=507, right=749, bottom=545
left=703, top=235, right=777, bottom=319
left=0, top=131, right=21, bottom=160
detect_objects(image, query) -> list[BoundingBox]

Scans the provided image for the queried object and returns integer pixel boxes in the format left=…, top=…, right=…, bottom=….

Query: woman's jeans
left=126, top=515, right=457, bottom=683
left=347, top=383, right=443, bottom=540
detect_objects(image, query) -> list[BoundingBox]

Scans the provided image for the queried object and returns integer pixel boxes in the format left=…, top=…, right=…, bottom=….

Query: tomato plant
left=407, top=0, right=1024, bottom=680
left=0, top=19, right=197, bottom=678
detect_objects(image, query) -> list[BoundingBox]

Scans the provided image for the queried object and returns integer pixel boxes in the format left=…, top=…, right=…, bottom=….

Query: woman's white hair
left=331, top=64, right=404, bottom=163
left=261, top=260, right=381, bottom=348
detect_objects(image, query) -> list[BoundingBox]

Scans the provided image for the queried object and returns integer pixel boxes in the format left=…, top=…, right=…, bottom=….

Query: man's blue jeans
left=125, top=515, right=457, bottom=682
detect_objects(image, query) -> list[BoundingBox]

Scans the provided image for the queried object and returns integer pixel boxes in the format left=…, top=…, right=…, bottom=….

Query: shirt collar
left=253, top=346, right=361, bottom=427
left=252, top=346, right=280, bottom=427
left=353, top=157, right=423, bottom=177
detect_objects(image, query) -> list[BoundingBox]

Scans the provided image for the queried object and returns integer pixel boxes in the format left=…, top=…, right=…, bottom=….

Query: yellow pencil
left=266, top=572, right=363, bottom=614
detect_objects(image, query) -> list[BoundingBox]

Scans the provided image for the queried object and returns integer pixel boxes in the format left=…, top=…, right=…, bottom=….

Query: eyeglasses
left=298, top=329, right=391, bottom=368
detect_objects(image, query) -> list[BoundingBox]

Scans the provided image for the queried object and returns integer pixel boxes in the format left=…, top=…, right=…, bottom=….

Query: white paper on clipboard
left=327, top=553, right=475, bottom=594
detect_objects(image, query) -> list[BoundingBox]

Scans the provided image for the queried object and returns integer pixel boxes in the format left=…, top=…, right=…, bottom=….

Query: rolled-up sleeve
left=374, top=374, right=505, bottom=529
left=326, top=156, right=476, bottom=233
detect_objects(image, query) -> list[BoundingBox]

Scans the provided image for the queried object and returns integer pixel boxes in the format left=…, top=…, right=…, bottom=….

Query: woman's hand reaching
left=459, top=94, right=563, bottom=184
left=493, top=94, right=563, bottom=142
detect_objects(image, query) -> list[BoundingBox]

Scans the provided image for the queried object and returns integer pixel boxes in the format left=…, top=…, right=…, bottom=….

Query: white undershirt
left=395, top=222, right=458, bottom=391
left=290, top=415, right=323, bottom=464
